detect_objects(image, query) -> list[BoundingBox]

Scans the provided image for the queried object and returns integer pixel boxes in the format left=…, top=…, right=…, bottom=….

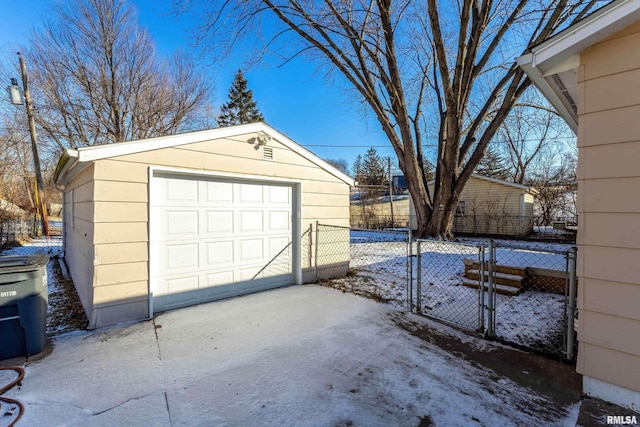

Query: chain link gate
left=486, top=240, right=578, bottom=359
left=413, top=240, right=485, bottom=332
left=411, top=239, right=578, bottom=360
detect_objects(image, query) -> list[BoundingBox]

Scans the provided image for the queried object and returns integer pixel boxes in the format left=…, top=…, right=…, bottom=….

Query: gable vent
left=262, top=146, right=274, bottom=160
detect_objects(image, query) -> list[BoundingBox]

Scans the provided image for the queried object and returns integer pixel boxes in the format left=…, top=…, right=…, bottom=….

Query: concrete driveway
left=2, top=285, right=589, bottom=426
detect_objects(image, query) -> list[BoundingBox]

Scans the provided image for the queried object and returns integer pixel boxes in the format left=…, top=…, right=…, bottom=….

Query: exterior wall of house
left=81, top=131, right=350, bottom=327
left=576, top=21, right=640, bottom=408
left=410, top=176, right=534, bottom=236
left=62, top=163, right=96, bottom=324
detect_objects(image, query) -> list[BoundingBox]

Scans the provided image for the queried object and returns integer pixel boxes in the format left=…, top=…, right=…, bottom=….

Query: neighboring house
left=518, top=0, right=640, bottom=409
left=409, top=174, right=537, bottom=237
left=54, top=122, right=354, bottom=329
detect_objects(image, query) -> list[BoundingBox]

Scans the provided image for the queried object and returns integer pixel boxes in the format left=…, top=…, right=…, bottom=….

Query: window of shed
left=456, top=201, right=466, bottom=215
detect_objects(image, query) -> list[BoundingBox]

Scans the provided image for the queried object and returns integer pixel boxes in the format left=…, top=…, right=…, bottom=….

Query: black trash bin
left=0, top=254, right=49, bottom=360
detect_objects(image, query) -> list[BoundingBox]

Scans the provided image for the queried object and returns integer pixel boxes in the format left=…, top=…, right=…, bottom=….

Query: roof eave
left=62, top=122, right=355, bottom=187
left=517, top=55, right=579, bottom=134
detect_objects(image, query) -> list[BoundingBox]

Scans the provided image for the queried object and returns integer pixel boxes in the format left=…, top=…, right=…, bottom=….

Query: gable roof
left=517, top=0, right=640, bottom=133
left=55, top=122, right=355, bottom=186
left=428, top=173, right=538, bottom=195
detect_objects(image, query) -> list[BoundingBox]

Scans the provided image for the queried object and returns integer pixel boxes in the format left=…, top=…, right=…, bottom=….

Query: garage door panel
left=151, top=174, right=295, bottom=314
left=205, top=241, right=234, bottom=266
left=267, top=186, right=291, bottom=205
left=238, top=211, right=263, bottom=232
left=165, top=211, right=199, bottom=237
left=268, top=211, right=291, bottom=232
left=166, top=276, right=199, bottom=305
left=205, top=181, right=233, bottom=204
left=239, top=184, right=264, bottom=204
left=205, top=211, right=234, bottom=234
left=269, top=237, right=290, bottom=257
left=166, top=244, right=199, bottom=270
left=167, top=178, right=199, bottom=203
left=239, top=238, right=264, bottom=261
left=206, top=271, right=235, bottom=287
left=239, top=266, right=262, bottom=281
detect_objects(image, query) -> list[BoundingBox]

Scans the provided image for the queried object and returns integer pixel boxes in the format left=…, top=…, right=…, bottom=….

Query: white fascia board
left=529, top=0, right=640, bottom=73
left=517, top=0, right=640, bottom=134
left=75, top=123, right=267, bottom=162
left=72, top=122, right=355, bottom=187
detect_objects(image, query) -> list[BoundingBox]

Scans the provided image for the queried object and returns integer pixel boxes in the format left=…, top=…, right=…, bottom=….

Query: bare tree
left=0, top=112, right=37, bottom=211
left=325, top=158, right=350, bottom=175
left=25, top=0, right=212, bottom=149
left=529, top=148, right=577, bottom=225
left=499, top=91, right=573, bottom=184
left=187, top=0, right=600, bottom=238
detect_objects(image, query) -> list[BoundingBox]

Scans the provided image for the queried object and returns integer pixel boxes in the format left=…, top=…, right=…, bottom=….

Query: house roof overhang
left=516, top=0, right=640, bottom=134
left=54, top=122, right=355, bottom=187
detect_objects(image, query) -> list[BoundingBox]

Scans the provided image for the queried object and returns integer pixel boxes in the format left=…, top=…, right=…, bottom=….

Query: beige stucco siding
left=576, top=23, right=640, bottom=396
left=67, top=130, right=350, bottom=327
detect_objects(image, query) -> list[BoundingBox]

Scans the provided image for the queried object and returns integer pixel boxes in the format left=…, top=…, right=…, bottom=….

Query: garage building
left=54, top=122, right=354, bottom=328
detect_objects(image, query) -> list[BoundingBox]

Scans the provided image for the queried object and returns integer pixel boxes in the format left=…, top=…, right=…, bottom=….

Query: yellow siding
left=65, top=130, right=350, bottom=327
left=416, top=176, right=532, bottom=235
left=576, top=23, right=640, bottom=395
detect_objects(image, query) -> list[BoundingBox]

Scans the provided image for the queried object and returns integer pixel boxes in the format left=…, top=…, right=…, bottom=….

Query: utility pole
left=388, top=157, right=394, bottom=228
left=18, top=53, right=49, bottom=236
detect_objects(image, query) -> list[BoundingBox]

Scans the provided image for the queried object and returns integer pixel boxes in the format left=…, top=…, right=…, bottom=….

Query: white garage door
left=150, top=173, right=295, bottom=313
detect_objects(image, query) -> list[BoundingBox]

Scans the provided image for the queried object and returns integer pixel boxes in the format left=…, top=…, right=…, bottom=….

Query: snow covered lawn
left=327, top=231, right=574, bottom=356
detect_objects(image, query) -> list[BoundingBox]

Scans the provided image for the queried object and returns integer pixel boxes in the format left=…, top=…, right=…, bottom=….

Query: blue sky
left=0, top=0, right=396, bottom=171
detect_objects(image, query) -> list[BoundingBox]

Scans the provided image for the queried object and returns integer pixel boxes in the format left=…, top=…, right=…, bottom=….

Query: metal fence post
left=486, top=239, right=495, bottom=338
left=407, top=229, right=412, bottom=312
left=416, top=240, right=422, bottom=314
left=478, top=246, right=485, bottom=333
left=314, top=221, right=319, bottom=282
left=565, top=246, right=578, bottom=360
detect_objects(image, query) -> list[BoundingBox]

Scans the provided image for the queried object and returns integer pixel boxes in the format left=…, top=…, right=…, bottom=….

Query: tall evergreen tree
left=362, top=147, right=386, bottom=185
left=475, top=146, right=510, bottom=181
left=217, top=70, right=264, bottom=126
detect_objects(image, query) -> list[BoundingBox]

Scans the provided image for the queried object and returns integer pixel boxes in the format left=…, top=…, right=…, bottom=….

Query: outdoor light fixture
left=6, top=78, right=23, bottom=105
left=256, top=133, right=272, bottom=146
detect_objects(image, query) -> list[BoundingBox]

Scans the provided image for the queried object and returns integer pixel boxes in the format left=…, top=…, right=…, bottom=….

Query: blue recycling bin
left=0, top=254, right=49, bottom=359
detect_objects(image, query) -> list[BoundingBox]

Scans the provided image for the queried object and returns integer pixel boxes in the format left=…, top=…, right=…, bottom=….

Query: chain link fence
left=0, top=218, right=37, bottom=247
left=311, top=223, right=577, bottom=360
left=412, top=238, right=577, bottom=359
left=316, top=224, right=411, bottom=309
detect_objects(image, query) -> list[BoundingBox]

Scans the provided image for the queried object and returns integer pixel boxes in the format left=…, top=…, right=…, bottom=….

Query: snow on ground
left=7, top=285, right=580, bottom=426
left=327, top=230, right=575, bottom=356
left=0, top=234, right=87, bottom=335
